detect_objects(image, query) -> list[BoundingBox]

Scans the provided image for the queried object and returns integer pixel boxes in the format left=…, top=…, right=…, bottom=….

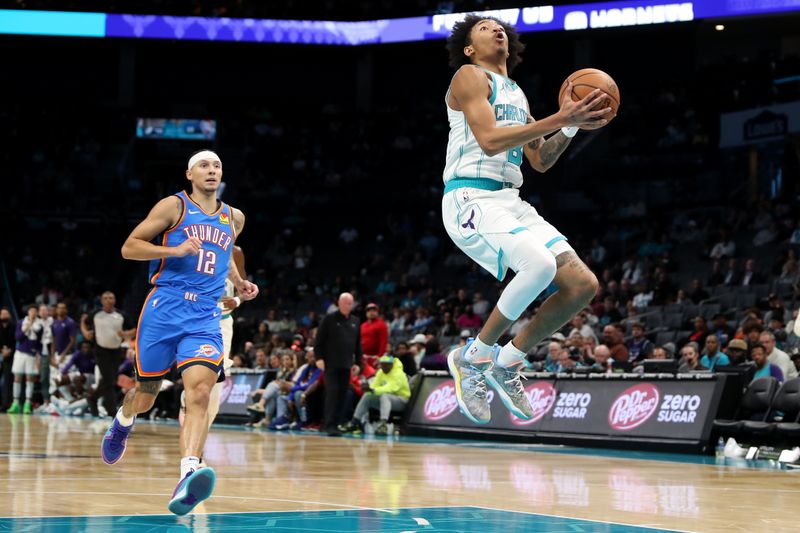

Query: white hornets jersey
left=443, top=67, right=530, bottom=188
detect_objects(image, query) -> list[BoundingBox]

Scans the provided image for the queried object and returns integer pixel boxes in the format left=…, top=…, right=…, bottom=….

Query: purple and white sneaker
left=100, top=417, right=134, bottom=465
left=168, top=467, right=217, bottom=516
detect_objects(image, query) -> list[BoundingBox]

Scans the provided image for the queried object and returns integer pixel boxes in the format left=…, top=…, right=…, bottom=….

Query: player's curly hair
left=446, top=14, right=525, bottom=72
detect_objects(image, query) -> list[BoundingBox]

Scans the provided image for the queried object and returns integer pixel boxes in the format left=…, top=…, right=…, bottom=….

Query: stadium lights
left=0, top=1, right=799, bottom=45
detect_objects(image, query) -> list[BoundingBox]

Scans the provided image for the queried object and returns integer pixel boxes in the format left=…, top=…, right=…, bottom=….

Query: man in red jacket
left=361, top=303, right=388, bottom=369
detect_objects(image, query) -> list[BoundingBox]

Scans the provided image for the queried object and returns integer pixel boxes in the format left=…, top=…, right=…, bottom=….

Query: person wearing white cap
left=101, top=149, right=259, bottom=516
left=409, top=333, right=427, bottom=368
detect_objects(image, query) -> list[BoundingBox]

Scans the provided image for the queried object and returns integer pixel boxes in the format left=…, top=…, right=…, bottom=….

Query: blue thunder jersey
left=443, top=67, right=530, bottom=188
left=148, top=191, right=235, bottom=299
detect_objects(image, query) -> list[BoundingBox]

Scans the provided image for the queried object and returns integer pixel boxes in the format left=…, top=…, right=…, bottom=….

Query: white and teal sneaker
left=447, top=339, right=492, bottom=424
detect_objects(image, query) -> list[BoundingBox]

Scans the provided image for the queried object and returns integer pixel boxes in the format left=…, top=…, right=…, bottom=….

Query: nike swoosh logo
left=188, top=209, right=200, bottom=214
left=212, top=311, right=220, bottom=317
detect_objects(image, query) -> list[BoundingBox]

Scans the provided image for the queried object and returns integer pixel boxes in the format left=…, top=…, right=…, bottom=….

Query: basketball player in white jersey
left=180, top=245, right=246, bottom=431
left=443, top=15, right=610, bottom=423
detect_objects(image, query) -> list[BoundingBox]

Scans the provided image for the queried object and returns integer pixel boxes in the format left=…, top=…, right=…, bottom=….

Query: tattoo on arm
left=527, top=137, right=542, bottom=150
left=538, top=131, right=573, bottom=169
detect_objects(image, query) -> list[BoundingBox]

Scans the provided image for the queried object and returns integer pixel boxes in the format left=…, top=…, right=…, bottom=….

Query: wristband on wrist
left=561, top=126, right=579, bottom=138
left=233, top=296, right=241, bottom=307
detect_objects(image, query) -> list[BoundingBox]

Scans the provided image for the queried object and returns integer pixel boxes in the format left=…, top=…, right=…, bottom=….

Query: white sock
left=464, top=336, right=494, bottom=363
left=116, top=408, right=135, bottom=427
left=180, top=456, right=201, bottom=478
left=496, top=341, right=527, bottom=368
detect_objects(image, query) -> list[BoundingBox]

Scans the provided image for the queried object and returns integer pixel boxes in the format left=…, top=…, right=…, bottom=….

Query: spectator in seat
left=375, top=273, right=396, bottom=296
left=740, top=259, right=763, bottom=287
left=700, top=334, right=729, bottom=371
left=247, top=353, right=296, bottom=426
left=759, top=331, right=798, bottom=379
left=751, top=342, right=784, bottom=383
left=420, top=338, right=447, bottom=371
left=723, top=258, right=739, bottom=286
left=408, top=333, right=428, bottom=369
left=339, top=354, right=410, bottom=436
left=271, top=348, right=321, bottom=430
left=456, top=305, right=482, bottom=331
left=545, top=340, right=563, bottom=372
left=598, top=296, right=622, bottom=327
left=590, top=344, right=612, bottom=372
left=632, top=283, right=654, bottom=310
left=568, top=313, right=597, bottom=343
left=409, top=307, right=434, bottom=333
left=253, top=349, right=269, bottom=371
left=741, top=320, right=763, bottom=348
left=764, top=294, right=789, bottom=326
left=360, top=303, right=388, bottom=369
left=778, top=259, right=800, bottom=290
left=590, top=238, right=607, bottom=266
left=407, top=252, right=430, bottom=279
left=753, top=222, right=778, bottom=247
left=472, top=292, right=490, bottom=319
left=678, top=343, right=707, bottom=373
left=709, top=230, right=735, bottom=259
left=724, top=339, right=750, bottom=365
left=650, top=346, right=670, bottom=360
left=686, top=316, right=709, bottom=347
left=710, top=313, right=733, bottom=347
left=707, top=261, right=724, bottom=286
left=437, top=312, right=459, bottom=338
left=626, top=322, right=654, bottom=362
left=602, top=324, right=629, bottom=363
left=393, top=341, right=417, bottom=377
left=688, top=279, right=709, bottom=304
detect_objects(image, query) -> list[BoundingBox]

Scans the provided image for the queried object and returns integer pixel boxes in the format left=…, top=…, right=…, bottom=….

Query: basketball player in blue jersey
left=442, top=15, right=610, bottom=423
left=100, top=150, right=258, bottom=515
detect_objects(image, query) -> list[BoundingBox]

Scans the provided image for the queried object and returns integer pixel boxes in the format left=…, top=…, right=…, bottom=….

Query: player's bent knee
left=186, top=384, right=212, bottom=408
left=564, top=269, right=599, bottom=305
left=575, top=270, right=599, bottom=301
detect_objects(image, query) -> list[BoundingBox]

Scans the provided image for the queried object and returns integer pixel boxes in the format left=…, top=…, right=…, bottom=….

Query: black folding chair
left=741, top=378, right=800, bottom=435
left=713, top=377, right=779, bottom=435
left=773, top=378, right=800, bottom=440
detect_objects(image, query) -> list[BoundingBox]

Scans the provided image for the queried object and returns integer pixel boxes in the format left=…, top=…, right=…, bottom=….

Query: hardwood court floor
left=0, top=415, right=797, bottom=532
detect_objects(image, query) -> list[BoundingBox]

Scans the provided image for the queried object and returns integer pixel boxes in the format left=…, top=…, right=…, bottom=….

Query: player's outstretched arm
left=451, top=66, right=609, bottom=157
left=228, top=208, right=258, bottom=301
left=121, top=196, right=202, bottom=261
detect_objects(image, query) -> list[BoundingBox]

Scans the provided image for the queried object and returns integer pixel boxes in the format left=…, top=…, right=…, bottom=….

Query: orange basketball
left=558, top=68, right=620, bottom=122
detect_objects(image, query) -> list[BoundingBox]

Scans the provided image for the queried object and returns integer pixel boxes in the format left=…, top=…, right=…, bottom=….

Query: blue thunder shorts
left=134, top=287, right=224, bottom=382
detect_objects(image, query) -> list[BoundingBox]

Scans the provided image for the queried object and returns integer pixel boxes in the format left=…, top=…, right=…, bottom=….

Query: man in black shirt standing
left=315, top=293, right=362, bottom=436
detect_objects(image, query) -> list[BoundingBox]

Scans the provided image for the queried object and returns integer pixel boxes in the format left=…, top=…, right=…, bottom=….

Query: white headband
left=187, top=150, right=221, bottom=170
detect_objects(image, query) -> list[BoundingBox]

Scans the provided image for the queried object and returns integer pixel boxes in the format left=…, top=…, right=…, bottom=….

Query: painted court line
left=470, top=505, right=696, bottom=533
left=0, top=502, right=455, bottom=520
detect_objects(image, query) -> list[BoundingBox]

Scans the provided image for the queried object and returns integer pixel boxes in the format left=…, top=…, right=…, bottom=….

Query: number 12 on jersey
left=196, top=249, right=217, bottom=275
